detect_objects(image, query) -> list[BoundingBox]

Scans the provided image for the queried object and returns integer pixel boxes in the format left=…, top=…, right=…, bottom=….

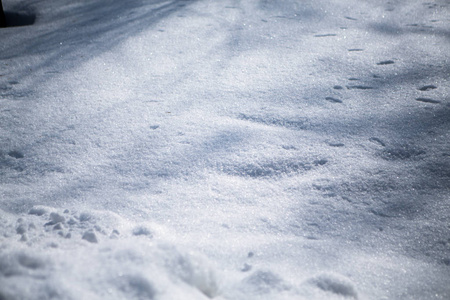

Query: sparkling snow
left=1, top=0, right=449, bottom=299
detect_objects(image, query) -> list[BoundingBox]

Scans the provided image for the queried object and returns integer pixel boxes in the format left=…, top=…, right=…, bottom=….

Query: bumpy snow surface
left=1, top=0, right=449, bottom=299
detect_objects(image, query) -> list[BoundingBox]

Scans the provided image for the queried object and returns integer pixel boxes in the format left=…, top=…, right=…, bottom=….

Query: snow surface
left=1, top=0, right=449, bottom=299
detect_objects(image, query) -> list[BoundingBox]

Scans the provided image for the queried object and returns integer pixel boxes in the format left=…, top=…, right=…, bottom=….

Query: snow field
left=1, top=0, right=449, bottom=299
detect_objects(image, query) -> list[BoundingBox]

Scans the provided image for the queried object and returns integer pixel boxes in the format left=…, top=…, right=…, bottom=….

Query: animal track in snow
left=416, top=97, right=440, bottom=104
left=241, top=263, right=252, bottom=272
left=377, top=60, right=395, bottom=65
left=344, top=16, right=358, bottom=21
left=406, top=23, right=434, bottom=29
left=314, top=34, right=337, bottom=37
left=346, top=85, right=375, bottom=90
left=325, top=97, right=343, bottom=103
left=369, top=137, right=386, bottom=147
left=333, top=85, right=343, bottom=90
left=423, top=2, right=438, bottom=9
left=327, top=141, right=345, bottom=147
left=348, top=49, right=364, bottom=52
left=418, top=85, right=437, bottom=91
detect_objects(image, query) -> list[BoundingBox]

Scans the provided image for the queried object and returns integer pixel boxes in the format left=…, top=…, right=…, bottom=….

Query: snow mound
left=0, top=207, right=220, bottom=300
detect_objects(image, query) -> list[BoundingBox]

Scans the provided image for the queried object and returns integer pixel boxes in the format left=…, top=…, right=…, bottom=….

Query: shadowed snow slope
left=1, top=0, right=449, bottom=299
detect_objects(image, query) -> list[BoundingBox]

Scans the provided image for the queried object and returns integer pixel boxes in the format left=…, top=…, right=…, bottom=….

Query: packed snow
left=1, top=0, right=449, bottom=299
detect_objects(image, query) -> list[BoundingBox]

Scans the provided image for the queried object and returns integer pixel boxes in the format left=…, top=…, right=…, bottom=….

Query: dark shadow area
left=0, top=0, right=197, bottom=97
left=5, top=11, right=35, bottom=26
left=369, top=21, right=450, bottom=41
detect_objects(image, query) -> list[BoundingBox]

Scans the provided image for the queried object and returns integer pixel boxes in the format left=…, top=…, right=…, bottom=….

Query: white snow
left=1, top=0, right=449, bottom=299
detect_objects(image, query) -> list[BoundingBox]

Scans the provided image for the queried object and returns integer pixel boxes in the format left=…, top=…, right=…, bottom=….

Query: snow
left=1, top=0, right=449, bottom=299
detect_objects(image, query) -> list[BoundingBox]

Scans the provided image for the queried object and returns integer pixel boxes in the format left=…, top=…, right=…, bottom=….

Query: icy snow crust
left=1, top=0, right=449, bottom=299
